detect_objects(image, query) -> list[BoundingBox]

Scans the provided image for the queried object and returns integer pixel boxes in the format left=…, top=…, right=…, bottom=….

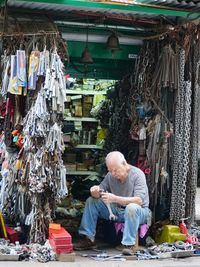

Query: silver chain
left=170, top=46, right=200, bottom=224
left=170, top=49, right=192, bottom=223
left=180, top=80, right=192, bottom=219
left=185, top=58, right=200, bottom=223
left=170, top=49, right=185, bottom=222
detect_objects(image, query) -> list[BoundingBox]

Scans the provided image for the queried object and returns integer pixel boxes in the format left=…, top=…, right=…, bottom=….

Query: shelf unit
left=66, top=171, right=99, bottom=176
left=64, top=117, right=98, bottom=122
left=64, top=87, right=106, bottom=177
left=67, top=144, right=103, bottom=149
left=66, top=89, right=107, bottom=95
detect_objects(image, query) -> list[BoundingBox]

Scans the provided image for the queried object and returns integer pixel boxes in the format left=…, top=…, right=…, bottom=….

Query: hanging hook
left=33, top=34, right=36, bottom=50
left=19, top=33, right=24, bottom=50
left=43, top=32, right=47, bottom=51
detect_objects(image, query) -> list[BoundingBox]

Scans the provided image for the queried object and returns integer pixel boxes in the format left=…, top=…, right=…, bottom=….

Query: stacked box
left=83, top=96, right=93, bottom=104
left=72, top=97, right=82, bottom=117
left=83, top=96, right=93, bottom=117
left=75, top=105, right=82, bottom=117
left=49, top=227, right=73, bottom=254
left=65, top=153, right=76, bottom=163
left=65, top=164, right=76, bottom=171
left=76, top=163, right=88, bottom=171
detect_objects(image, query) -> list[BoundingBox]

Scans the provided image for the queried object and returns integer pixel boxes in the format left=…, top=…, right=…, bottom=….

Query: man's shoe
left=74, top=237, right=96, bottom=251
left=121, top=245, right=138, bottom=255
left=115, top=244, right=125, bottom=251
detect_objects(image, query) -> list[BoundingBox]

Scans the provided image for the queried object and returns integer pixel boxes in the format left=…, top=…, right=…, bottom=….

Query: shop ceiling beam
left=63, top=32, right=143, bottom=45
left=55, top=21, right=146, bottom=32
left=5, top=0, right=199, bottom=19
left=67, top=9, right=160, bottom=26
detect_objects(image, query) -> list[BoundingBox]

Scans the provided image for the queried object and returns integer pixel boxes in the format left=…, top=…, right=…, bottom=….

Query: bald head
left=105, top=151, right=126, bottom=166
left=105, top=151, right=130, bottom=181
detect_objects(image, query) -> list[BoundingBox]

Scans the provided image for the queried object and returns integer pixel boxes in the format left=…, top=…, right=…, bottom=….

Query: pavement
left=195, top=188, right=200, bottom=222
left=1, top=256, right=200, bottom=267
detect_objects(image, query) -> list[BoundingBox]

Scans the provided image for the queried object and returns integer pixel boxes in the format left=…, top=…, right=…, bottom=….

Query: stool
left=114, top=222, right=142, bottom=247
left=102, top=220, right=149, bottom=246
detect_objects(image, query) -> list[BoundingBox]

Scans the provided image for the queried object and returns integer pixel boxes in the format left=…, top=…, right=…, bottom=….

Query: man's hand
left=101, top=192, right=116, bottom=204
left=90, top=185, right=101, bottom=198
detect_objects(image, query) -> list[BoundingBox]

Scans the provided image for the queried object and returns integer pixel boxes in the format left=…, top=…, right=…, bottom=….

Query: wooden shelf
left=66, top=89, right=107, bottom=95
left=64, top=117, right=98, bottom=122
left=66, top=144, right=103, bottom=149
left=76, top=144, right=103, bottom=149
left=66, top=171, right=98, bottom=176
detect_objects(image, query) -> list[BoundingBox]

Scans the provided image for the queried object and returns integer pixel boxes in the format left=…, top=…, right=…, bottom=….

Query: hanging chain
left=170, top=49, right=186, bottom=222
left=185, top=53, right=200, bottom=222
left=170, top=48, right=194, bottom=224
left=180, top=80, right=192, bottom=218
left=170, top=48, right=184, bottom=222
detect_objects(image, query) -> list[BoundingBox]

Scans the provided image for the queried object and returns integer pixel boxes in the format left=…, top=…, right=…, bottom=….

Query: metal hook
left=43, top=32, right=47, bottom=50
left=19, top=33, right=24, bottom=50
left=33, top=34, right=36, bottom=50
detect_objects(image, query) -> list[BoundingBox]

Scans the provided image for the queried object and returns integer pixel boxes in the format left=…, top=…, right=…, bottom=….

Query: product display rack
left=64, top=117, right=98, bottom=122
left=63, top=83, right=107, bottom=178
left=66, top=171, right=99, bottom=175
left=64, top=143, right=103, bottom=149
left=65, top=89, right=107, bottom=95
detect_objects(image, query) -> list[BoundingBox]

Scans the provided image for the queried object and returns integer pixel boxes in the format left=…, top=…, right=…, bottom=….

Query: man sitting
left=74, top=151, right=151, bottom=255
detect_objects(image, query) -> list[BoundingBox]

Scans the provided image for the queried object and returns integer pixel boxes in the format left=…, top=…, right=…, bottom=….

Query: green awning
left=1, top=0, right=199, bottom=19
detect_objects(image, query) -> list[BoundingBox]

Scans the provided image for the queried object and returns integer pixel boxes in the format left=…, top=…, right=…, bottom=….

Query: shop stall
left=0, top=0, right=200, bottom=263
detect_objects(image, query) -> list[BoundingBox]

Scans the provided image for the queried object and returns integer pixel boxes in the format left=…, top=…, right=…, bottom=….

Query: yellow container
left=155, top=225, right=186, bottom=244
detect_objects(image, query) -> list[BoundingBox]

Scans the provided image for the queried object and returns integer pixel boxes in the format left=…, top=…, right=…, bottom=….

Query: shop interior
left=0, top=0, right=200, bottom=262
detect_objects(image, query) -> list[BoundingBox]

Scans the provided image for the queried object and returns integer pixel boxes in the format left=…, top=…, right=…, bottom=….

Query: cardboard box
left=76, top=163, right=88, bottom=171
left=84, top=159, right=95, bottom=170
left=75, top=106, right=82, bottom=117
left=65, top=164, right=76, bottom=171
left=72, top=99, right=82, bottom=105
left=66, top=153, right=76, bottom=163
left=82, top=103, right=92, bottom=117
left=83, top=96, right=93, bottom=103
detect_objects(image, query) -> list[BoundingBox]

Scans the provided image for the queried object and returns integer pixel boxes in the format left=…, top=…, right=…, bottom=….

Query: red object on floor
left=49, top=238, right=73, bottom=254
left=49, top=223, right=61, bottom=231
left=49, top=226, right=73, bottom=254
left=49, top=227, right=72, bottom=244
left=5, top=225, right=19, bottom=243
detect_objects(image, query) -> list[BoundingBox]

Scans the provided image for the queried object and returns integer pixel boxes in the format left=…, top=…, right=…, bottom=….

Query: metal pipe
left=54, top=20, right=145, bottom=32
left=62, top=32, right=143, bottom=45
left=0, top=30, right=59, bottom=37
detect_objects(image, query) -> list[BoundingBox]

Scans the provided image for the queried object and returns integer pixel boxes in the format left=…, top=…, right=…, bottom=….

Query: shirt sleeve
left=99, top=173, right=111, bottom=192
left=133, top=172, right=147, bottom=201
